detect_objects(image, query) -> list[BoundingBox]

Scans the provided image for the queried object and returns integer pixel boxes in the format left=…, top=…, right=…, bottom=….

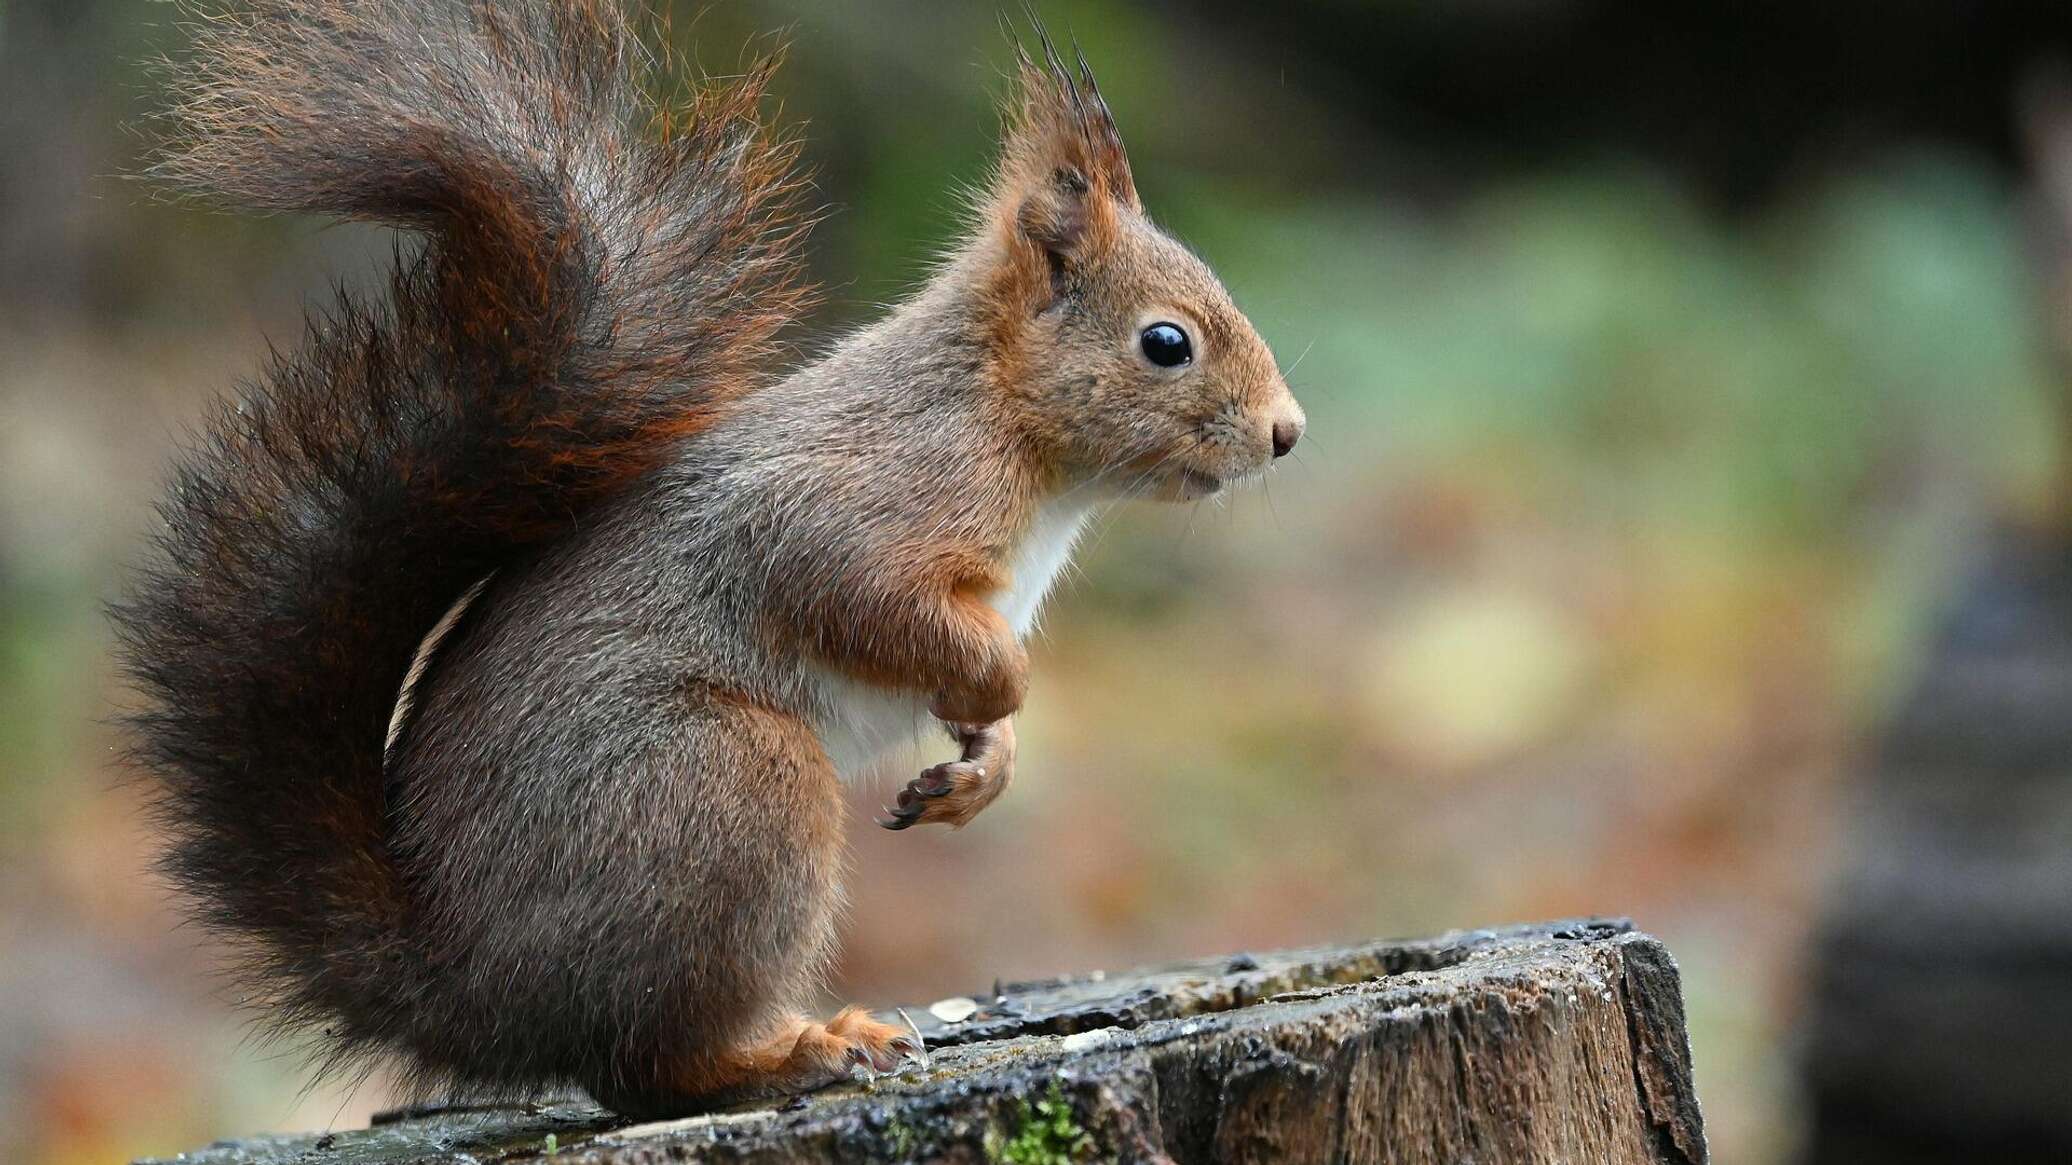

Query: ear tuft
left=984, top=12, right=1139, bottom=288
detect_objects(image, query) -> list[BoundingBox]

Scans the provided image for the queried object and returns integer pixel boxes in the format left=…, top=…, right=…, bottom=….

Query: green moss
left=883, top=1111, right=918, bottom=1160
left=989, top=1081, right=1095, bottom=1165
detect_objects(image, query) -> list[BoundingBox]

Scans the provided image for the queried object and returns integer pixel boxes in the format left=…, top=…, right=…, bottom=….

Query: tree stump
left=140, top=919, right=1705, bottom=1164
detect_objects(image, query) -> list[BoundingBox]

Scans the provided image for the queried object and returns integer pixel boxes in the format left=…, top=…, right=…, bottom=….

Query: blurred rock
left=1801, top=530, right=2072, bottom=1162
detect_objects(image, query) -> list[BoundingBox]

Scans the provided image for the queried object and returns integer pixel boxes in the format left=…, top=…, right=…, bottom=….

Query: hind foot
left=702, top=1007, right=927, bottom=1098
left=595, top=1007, right=929, bottom=1118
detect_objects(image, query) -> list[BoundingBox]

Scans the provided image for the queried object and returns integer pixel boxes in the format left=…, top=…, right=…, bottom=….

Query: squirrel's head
left=971, top=37, right=1304, bottom=502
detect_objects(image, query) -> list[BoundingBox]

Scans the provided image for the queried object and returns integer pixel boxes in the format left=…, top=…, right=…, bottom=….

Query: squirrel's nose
left=1271, top=417, right=1303, bottom=458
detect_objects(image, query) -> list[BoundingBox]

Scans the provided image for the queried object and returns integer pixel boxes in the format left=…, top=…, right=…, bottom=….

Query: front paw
left=878, top=718, right=1015, bottom=830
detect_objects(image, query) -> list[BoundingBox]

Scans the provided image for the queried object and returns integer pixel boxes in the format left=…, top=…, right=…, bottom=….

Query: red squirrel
left=116, top=0, right=1304, bottom=1116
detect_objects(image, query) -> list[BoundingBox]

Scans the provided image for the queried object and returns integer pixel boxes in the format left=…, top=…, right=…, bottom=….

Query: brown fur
left=117, top=0, right=1303, bottom=1116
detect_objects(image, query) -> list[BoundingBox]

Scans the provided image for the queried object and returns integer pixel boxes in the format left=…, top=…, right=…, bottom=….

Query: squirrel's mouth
left=1143, top=468, right=1226, bottom=502
left=1111, top=455, right=1228, bottom=502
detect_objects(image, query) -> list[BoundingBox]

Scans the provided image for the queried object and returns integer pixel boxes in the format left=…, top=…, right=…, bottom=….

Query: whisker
left=1283, top=336, right=1319, bottom=378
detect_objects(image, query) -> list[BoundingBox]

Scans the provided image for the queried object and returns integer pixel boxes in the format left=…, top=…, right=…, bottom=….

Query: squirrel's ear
left=986, top=32, right=1139, bottom=292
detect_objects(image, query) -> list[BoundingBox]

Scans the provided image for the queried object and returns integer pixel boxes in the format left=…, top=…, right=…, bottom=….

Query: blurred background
left=6, top=1, right=2072, bottom=1162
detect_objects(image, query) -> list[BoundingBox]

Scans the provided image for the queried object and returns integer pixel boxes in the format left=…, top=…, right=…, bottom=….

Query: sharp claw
left=844, top=1045, right=877, bottom=1081
left=890, top=795, right=930, bottom=824
left=894, top=1007, right=931, bottom=1068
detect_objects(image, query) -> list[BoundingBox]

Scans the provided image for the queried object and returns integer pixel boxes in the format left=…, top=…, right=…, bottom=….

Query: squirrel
left=114, top=0, right=1304, bottom=1117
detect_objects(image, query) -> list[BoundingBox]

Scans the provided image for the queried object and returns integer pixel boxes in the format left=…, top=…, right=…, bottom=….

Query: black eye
left=1139, top=322, right=1192, bottom=368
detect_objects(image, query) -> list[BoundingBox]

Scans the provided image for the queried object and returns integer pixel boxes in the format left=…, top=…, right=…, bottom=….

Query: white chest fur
left=989, top=498, right=1095, bottom=636
left=811, top=499, right=1094, bottom=780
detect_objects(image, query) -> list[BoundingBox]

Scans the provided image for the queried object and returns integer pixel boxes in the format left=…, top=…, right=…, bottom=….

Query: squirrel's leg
left=879, top=717, right=1015, bottom=830
left=575, top=695, right=922, bottom=1118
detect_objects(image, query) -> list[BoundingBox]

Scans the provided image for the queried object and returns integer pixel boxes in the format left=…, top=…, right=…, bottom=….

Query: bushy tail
left=112, top=0, right=810, bottom=1083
